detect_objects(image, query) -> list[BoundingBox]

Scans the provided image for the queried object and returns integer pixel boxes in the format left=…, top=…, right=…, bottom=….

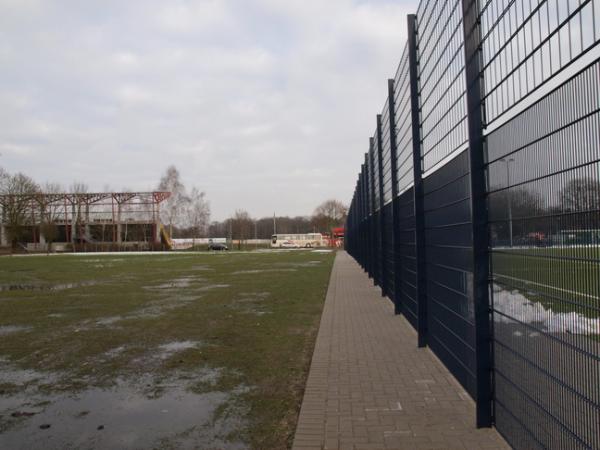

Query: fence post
left=376, top=115, right=387, bottom=297
left=461, top=0, right=493, bottom=428
left=387, top=79, right=402, bottom=314
left=407, top=14, right=428, bottom=348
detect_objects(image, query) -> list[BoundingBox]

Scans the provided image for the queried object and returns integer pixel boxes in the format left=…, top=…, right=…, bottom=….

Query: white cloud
left=0, top=0, right=418, bottom=220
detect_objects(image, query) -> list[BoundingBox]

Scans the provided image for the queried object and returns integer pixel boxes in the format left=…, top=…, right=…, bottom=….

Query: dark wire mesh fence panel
left=371, top=136, right=383, bottom=286
left=372, top=136, right=381, bottom=212
left=381, top=101, right=393, bottom=205
left=362, top=163, right=370, bottom=271
left=396, top=187, right=418, bottom=329
left=423, top=149, right=477, bottom=397
left=374, top=211, right=382, bottom=286
left=480, top=0, right=600, bottom=126
left=381, top=101, right=394, bottom=299
left=366, top=152, right=376, bottom=280
left=382, top=202, right=395, bottom=299
left=417, top=0, right=469, bottom=171
left=392, top=43, right=416, bottom=317
left=487, top=59, right=600, bottom=450
left=393, top=44, right=415, bottom=195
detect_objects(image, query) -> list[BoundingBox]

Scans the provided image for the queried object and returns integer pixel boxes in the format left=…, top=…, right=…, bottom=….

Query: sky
left=0, top=0, right=419, bottom=220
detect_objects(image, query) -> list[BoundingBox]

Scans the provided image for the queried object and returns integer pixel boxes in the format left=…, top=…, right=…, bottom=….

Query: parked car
left=208, top=242, right=228, bottom=251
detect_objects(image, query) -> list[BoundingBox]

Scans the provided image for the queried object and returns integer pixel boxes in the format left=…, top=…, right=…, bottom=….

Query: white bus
left=271, top=233, right=325, bottom=248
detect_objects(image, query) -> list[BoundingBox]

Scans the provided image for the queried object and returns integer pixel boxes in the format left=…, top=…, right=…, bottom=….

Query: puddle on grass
left=231, top=269, right=297, bottom=275
left=103, top=346, right=127, bottom=358
left=150, top=276, right=197, bottom=290
left=95, top=316, right=122, bottom=326
left=237, top=292, right=270, bottom=301
left=239, top=308, right=271, bottom=316
left=157, top=341, right=201, bottom=359
left=47, top=313, right=64, bottom=319
left=0, top=366, right=60, bottom=387
left=0, top=325, right=32, bottom=336
left=0, top=281, right=99, bottom=293
left=196, top=284, right=230, bottom=291
left=81, top=258, right=125, bottom=264
left=129, top=341, right=205, bottom=368
left=190, top=265, right=215, bottom=272
left=0, top=377, right=246, bottom=450
left=90, top=292, right=205, bottom=326
left=274, top=260, right=323, bottom=268
left=231, top=293, right=272, bottom=316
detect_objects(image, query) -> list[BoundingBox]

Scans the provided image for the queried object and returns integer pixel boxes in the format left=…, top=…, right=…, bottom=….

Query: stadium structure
left=0, top=191, right=173, bottom=252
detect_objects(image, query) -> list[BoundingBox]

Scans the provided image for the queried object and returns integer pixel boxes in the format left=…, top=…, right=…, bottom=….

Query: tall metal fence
left=345, top=1, right=600, bottom=448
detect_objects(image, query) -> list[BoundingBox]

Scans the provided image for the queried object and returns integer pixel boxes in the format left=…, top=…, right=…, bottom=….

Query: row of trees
left=488, top=177, right=600, bottom=245
left=208, top=199, right=349, bottom=241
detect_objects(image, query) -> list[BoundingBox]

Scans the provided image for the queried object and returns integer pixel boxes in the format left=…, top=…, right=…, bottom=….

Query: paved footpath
left=292, top=251, right=509, bottom=450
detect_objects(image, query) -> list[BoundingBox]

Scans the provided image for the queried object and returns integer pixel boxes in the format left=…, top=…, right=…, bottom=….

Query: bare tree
left=37, top=182, right=64, bottom=252
left=230, top=209, right=253, bottom=249
left=0, top=171, right=40, bottom=249
left=70, top=181, right=88, bottom=193
left=157, top=165, right=189, bottom=237
left=186, top=187, right=211, bottom=245
left=312, top=199, right=348, bottom=233
left=559, top=177, right=600, bottom=213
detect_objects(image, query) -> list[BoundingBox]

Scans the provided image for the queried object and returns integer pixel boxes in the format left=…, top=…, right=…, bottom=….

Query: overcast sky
left=0, top=0, right=418, bottom=220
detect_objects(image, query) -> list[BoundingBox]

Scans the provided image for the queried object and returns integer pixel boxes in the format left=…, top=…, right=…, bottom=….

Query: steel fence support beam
left=461, top=0, right=493, bottom=429
left=387, top=79, right=402, bottom=314
left=407, top=14, right=428, bottom=348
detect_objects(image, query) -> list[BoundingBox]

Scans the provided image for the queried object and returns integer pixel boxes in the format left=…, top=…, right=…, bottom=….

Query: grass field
left=491, top=246, right=600, bottom=318
left=0, top=250, right=335, bottom=449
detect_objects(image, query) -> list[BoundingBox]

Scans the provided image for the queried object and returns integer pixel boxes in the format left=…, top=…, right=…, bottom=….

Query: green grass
left=0, top=250, right=336, bottom=449
left=492, top=246, right=599, bottom=317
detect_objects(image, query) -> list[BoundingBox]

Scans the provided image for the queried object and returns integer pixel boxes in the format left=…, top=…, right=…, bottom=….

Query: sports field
left=492, top=246, right=600, bottom=318
left=0, top=250, right=335, bottom=449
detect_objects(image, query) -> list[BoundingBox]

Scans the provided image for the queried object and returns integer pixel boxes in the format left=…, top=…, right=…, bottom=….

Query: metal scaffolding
left=0, top=191, right=172, bottom=250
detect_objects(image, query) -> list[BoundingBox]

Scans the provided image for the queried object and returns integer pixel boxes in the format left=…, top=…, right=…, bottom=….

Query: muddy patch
left=0, top=375, right=246, bottom=450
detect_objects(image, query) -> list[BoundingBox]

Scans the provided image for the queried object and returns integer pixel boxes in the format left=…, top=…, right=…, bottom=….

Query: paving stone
left=292, top=252, right=509, bottom=450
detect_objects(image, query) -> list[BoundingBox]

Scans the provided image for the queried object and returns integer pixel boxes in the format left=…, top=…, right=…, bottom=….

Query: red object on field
left=329, top=227, right=345, bottom=247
